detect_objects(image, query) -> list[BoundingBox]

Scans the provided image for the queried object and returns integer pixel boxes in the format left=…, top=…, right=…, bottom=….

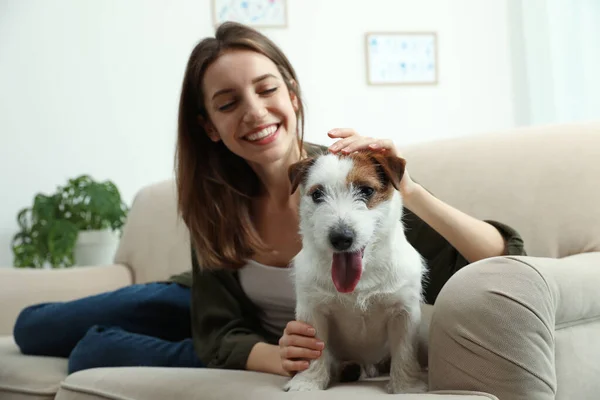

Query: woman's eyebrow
left=252, top=73, right=277, bottom=83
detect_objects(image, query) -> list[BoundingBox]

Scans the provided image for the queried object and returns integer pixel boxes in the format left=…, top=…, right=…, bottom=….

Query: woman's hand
left=279, top=320, right=324, bottom=375
left=327, top=128, right=419, bottom=198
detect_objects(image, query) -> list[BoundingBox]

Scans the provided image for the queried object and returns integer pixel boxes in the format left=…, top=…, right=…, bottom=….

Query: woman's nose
left=242, top=98, right=268, bottom=123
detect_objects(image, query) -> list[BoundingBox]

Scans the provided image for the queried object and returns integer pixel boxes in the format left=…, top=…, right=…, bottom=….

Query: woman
left=174, top=20, right=526, bottom=379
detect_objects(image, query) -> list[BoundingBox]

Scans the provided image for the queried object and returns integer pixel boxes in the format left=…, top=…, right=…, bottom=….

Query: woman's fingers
left=281, top=345, right=322, bottom=360
left=327, top=128, right=360, bottom=153
left=327, top=128, right=400, bottom=156
left=338, top=137, right=378, bottom=154
left=282, top=359, right=310, bottom=373
left=279, top=320, right=323, bottom=374
left=280, top=334, right=325, bottom=351
left=371, top=138, right=397, bottom=151
left=329, top=136, right=363, bottom=153
left=332, top=138, right=399, bottom=157
left=280, top=320, right=324, bottom=351
left=284, top=320, right=316, bottom=337
left=327, top=128, right=357, bottom=139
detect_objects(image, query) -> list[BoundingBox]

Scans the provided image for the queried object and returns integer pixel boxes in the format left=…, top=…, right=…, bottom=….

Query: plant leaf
left=11, top=174, right=129, bottom=268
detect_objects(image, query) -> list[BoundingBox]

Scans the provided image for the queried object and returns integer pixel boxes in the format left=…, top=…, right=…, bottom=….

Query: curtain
left=510, top=0, right=600, bottom=126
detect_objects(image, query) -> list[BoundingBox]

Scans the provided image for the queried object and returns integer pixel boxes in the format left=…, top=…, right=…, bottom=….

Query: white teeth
left=245, top=125, right=278, bottom=141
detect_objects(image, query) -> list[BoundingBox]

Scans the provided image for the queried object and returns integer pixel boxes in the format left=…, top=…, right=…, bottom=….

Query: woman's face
left=201, top=49, right=299, bottom=167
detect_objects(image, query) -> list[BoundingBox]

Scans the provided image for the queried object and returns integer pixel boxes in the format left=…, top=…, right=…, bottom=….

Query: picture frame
left=212, top=0, right=288, bottom=28
left=365, top=31, right=438, bottom=86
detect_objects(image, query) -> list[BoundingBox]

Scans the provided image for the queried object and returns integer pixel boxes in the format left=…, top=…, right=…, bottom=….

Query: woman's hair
left=175, top=21, right=305, bottom=270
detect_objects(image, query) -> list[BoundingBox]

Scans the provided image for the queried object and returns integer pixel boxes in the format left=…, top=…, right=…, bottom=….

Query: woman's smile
left=242, top=123, right=281, bottom=145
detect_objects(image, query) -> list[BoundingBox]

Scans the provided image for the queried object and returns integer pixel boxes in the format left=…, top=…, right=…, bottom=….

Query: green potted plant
left=11, top=175, right=129, bottom=268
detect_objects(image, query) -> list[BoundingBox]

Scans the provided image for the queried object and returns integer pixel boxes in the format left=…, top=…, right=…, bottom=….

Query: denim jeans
left=13, top=282, right=204, bottom=373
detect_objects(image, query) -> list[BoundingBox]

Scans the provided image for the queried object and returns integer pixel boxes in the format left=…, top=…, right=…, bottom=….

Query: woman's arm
left=247, top=342, right=288, bottom=376
left=190, top=249, right=322, bottom=377
left=190, top=249, right=280, bottom=372
left=327, top=128, right=508, bottom=264
left=403, top=184, right=505, bottom=263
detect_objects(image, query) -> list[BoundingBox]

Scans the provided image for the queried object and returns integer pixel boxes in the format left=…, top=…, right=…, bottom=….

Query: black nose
left=329, top=227, right=354, bottom=251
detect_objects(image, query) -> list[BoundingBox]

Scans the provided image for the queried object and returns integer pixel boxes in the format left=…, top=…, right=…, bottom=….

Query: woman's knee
left=13, top=303, right=51, bottom=354
left=428, top=256, right=556, bottom=399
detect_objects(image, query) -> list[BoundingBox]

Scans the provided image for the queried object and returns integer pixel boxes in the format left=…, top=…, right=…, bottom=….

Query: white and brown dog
left=284, top=150, right=428, bottom=394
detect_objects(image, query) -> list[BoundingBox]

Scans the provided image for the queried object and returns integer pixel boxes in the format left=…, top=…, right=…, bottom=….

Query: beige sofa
left=1, top=122, right=599, bottom=400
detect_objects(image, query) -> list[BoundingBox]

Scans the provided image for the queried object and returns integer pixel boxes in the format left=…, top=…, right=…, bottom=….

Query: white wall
left=0, top=0, right=517, bottom=267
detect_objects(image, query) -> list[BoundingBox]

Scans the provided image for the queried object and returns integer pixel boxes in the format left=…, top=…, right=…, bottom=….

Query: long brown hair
left=175, top=21, right=305, bottom=270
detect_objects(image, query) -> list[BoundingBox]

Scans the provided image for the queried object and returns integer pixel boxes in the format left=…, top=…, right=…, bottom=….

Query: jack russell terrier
left=284, top=150, right=428, bottom=394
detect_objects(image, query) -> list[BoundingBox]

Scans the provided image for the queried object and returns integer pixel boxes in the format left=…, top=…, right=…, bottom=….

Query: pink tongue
left=332, top=251, right=363, bottom=293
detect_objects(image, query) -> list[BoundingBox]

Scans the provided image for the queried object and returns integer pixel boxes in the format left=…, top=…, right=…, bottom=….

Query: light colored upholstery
left=0, top=122, right=599, bottom=400
left=54, top=368, right=498, bottom=400
left=113, top=178, right=192, bottom=284
left=0, top=265, right=132, bottom=336
left=429, top=253, right=600, bottom=399
left=0, top=336, right=67, bottom=400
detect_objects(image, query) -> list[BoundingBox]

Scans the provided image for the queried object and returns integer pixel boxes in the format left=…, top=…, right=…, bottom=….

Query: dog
left=283, top=150, right=428, bottom=394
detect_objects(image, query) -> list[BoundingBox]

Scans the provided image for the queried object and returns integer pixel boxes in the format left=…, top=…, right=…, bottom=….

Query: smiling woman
left=175, top=23, right=308, bottom=275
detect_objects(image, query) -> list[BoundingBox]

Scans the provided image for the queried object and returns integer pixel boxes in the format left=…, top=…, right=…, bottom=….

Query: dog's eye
left=358, top=186, right=375, bottom=199
left=311, top=188, right=325, bottom=203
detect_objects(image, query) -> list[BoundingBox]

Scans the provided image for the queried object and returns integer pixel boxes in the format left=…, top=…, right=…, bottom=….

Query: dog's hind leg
left=283, top=309, right=334, bottom=392
left=386, top=304, right=428, bottom=394
left=359, top=363, right=379, bottom=379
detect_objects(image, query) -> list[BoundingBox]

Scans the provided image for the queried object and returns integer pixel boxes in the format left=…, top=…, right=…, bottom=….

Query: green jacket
left=167, top=142, right=527, bottom=371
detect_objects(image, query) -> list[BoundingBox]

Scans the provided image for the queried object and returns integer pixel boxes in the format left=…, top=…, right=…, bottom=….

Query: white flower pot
left=73, top=229, right=120, bottom=267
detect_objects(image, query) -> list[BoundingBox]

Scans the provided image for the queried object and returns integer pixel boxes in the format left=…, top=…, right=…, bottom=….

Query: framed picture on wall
left=212, top=0, right=288, bottom=28
left=365, top=32, right=438, bottom=86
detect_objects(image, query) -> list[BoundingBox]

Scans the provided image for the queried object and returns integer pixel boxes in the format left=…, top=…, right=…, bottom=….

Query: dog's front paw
left=386, top=376, right=428, bottom=394
left=283, top=373, right=329, bottom=392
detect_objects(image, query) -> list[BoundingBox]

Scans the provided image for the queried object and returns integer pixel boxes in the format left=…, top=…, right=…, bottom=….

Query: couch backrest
left=114, top=179, right=192, bottom=284
left=116, top=122, right=600, bottom=283
left=402, top=121, right=600, bottom=259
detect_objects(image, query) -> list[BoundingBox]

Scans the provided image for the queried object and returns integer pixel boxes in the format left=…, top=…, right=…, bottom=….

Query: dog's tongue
left=332, top=251, right=363, bottom=293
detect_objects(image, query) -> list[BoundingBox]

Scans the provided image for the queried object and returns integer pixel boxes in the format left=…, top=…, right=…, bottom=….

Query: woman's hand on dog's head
left=279, top=320, right=324, bottom=375
left=328, top=128, right=400, bottom=157
left=326, top=128, right=420, bottom=198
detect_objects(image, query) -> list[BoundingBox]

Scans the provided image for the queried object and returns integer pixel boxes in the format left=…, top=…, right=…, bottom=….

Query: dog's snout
left=329, top=226, right=355, bottom=251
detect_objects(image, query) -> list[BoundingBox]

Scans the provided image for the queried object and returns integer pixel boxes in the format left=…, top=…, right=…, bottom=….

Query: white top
left=238, top=259, right=296, bottom=336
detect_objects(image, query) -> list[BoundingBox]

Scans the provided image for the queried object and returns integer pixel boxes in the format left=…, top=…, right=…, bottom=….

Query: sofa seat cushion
left=0, top=336, right=67, bottom=400
left=56, top=367, right=498, bottom=400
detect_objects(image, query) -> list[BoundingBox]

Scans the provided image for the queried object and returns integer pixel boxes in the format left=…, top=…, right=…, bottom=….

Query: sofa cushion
left=0, top=336, right=67, bottom=400
left=56, top=367, right=497, bottom=400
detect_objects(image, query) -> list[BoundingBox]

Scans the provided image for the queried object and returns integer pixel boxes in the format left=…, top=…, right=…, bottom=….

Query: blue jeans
left=13, top=282, right=204, bottom=373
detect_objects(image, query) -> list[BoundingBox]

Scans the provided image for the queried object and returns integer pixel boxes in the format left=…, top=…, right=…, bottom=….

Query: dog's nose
left=329, top=227, right=354, bottom=251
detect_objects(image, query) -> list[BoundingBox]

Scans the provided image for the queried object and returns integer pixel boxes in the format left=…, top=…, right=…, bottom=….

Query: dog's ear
left=371, top=153, right=406, bottom=191
left=288, top=157, right=315, bottom=194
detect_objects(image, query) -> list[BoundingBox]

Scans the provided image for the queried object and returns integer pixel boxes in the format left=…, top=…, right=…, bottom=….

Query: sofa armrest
left=428, top=252, right=600, bottom=399
left=509, top=252, right=600, bottom=399
left=508, top=252, right=600, bottom=327
left=0, top=264, right=133, bottom=335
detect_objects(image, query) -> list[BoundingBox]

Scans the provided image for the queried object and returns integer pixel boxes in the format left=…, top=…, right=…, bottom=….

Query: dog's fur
left=283, top=151, right=428, bottom=394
